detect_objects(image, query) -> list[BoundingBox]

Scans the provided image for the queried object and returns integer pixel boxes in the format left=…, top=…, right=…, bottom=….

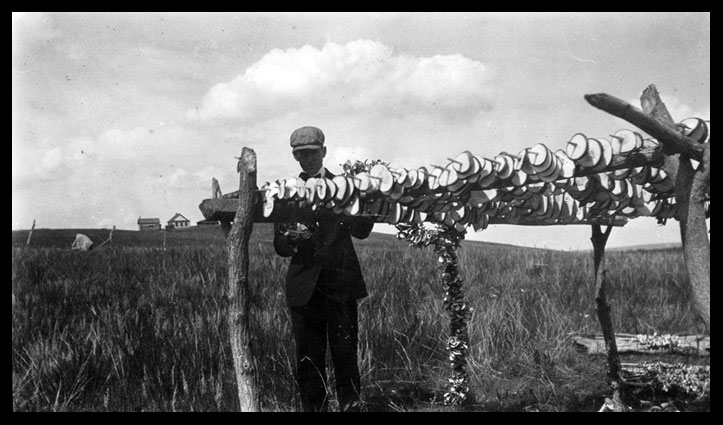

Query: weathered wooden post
left=225, top=147, right=261, bottom=411
left=25, top=219, right=35, bottom=247
left=590, top=224, right=626, bottom=411
left=639, top=85, right=710, bottom=333
left=585, top=85, right=710, bottom=332
left=96, top=225, right=115, bottom=249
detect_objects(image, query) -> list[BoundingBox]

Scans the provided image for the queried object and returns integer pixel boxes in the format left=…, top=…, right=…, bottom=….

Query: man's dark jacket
left=274, top=169, right=374, bottom=307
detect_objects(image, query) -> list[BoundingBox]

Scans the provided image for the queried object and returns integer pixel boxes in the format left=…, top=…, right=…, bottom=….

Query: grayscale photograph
left=12, top=12, right=710, bottom=412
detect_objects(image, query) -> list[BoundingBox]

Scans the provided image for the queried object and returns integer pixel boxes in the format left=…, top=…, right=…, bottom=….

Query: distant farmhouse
left=137, top=217, right=162, bottom=231
left=167, top=213, right=191, bottom=230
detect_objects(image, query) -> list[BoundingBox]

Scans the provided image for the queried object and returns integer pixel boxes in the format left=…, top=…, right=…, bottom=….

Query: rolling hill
left=12, top=224, right=530, bottom=251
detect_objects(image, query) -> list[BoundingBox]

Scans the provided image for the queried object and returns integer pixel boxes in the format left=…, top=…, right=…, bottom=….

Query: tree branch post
left=584, top=85, right=710, bottom=333
left=591, top=224, right=626, bottom=411
left=25, top=219, right=35, bottom=247
left=96, top=225, right=115, bottom=249
left=639, top=85, right=710, bottom=333
left=226, top=147, right=261, bottom=411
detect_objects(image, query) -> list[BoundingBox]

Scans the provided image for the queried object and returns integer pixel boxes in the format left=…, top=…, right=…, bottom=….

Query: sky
left=12, top=12, right=710, bottom=250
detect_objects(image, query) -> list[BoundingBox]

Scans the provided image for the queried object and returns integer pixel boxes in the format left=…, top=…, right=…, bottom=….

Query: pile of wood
left=571, top=333, right=710, bottom=357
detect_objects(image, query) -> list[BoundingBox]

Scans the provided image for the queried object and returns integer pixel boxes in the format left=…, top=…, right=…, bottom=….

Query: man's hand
left=284, top=222, right=313, bottom=243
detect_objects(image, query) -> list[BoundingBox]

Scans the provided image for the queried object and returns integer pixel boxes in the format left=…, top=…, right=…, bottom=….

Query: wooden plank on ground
left=571, top=333, right=710, bottom=357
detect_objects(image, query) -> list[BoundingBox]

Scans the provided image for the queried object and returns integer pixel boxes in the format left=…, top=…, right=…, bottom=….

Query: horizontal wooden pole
left=200, top=197, right=372, bottom=224
left=199, top=196, right=626, bottom=227
left=199, top=198, right=242, bottom=222
left=487, top=216, right=627, bottom=227
left=200, top=197, right=310, bottom=223
left=584, top=93, right=704, bottom=160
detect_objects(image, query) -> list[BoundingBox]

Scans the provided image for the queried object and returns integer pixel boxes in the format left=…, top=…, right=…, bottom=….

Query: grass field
left=11, top=225, right=709, bottom=411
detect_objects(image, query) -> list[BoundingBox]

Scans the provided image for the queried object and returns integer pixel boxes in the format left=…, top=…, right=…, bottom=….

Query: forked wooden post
left=640, top=85, right=710, bottom=333
left=585, top=85, right=710, bottom=332
left=590, top=224, right=625, bottom=410
left=226, top=147, right=261, bottom=411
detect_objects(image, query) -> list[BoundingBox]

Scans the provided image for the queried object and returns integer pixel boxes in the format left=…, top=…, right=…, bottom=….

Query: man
left=273, top=126, right=374, bottom=412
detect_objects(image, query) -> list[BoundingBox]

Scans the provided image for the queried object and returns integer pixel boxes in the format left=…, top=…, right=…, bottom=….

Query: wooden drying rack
left=204, top=85, right=710, bottom=411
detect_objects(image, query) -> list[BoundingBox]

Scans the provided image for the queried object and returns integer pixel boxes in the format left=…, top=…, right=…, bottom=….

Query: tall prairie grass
left=11, top=228, right=700, bottom=411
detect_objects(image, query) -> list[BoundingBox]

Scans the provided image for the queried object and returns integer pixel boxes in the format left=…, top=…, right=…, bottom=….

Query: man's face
left=293, top=146, right=326, bottom=175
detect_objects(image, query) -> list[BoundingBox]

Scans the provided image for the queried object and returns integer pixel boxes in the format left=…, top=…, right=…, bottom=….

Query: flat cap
left=290, top=126, right=325, bottom=152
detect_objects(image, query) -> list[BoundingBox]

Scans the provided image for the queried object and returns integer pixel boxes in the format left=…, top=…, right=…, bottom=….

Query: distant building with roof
left=167, top=213, right=191, bottom=230
left=137, top=217, right=162, bottom=231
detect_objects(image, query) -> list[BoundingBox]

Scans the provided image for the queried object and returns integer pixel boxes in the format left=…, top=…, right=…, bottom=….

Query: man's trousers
left=290, top=282, right=362, bottom=412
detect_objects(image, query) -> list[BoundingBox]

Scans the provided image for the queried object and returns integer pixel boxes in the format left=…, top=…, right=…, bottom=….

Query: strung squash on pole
left=396, top=222, right=472, bottom=406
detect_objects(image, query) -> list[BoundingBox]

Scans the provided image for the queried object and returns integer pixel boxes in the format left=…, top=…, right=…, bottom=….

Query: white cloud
left=12, top=123, right=235, bottom=230
left=193, top=165, right=226, bottom=183
left=624, top=95, right=709, bottom=125
left=191, top=40, right=495, bottom=124
left=166, top=167, right=189, bottom=188
left=327, top=146, right=371, bottom=169
left=25, top=126, right=179, bottom=180
left=40, top=147, right=62, bottom=171
left=659, top=95, right=710, bottom=122
left=96, top=127, right=161, bottom=160
left=12, top=12, right=59, bottom=57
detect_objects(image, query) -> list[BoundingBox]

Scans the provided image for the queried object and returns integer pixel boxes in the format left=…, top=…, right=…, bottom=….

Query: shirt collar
left=299, top=167, right=326, bottom=180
